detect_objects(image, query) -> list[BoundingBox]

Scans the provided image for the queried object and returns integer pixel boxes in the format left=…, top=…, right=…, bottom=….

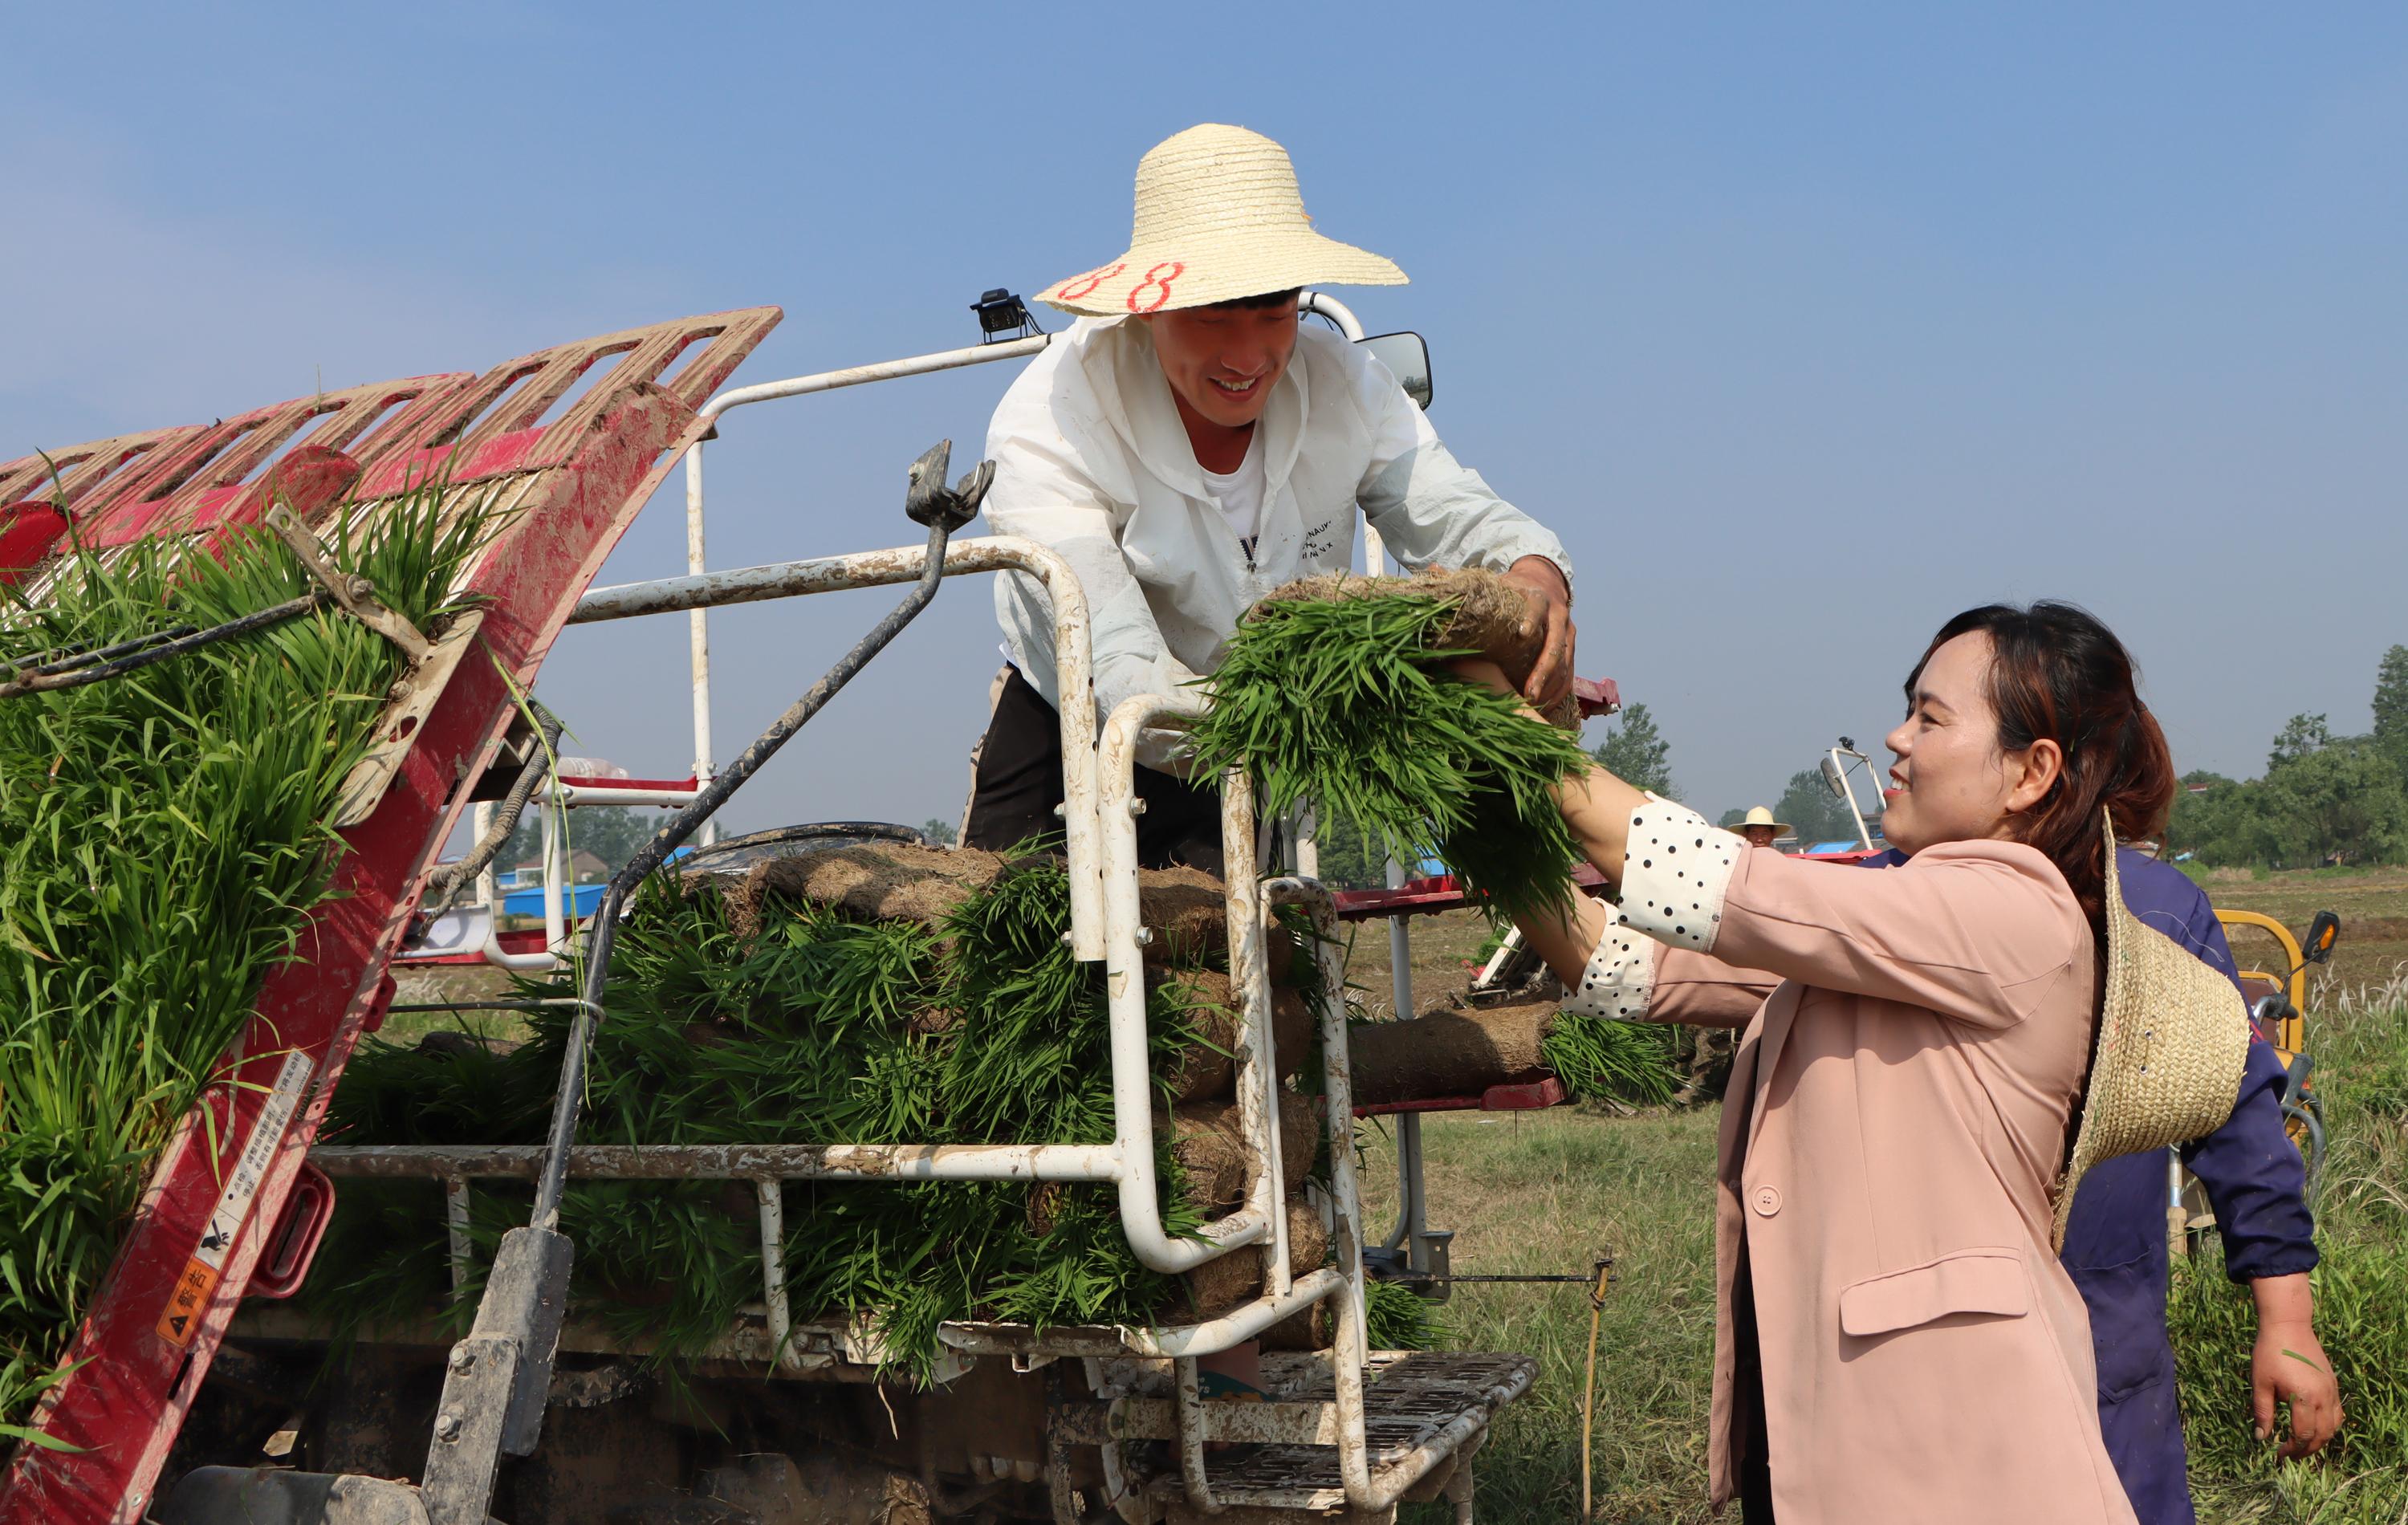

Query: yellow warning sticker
left=155, top=1049, right=315, bottom=1348
left=156, top=1260, right=222, bottom=1346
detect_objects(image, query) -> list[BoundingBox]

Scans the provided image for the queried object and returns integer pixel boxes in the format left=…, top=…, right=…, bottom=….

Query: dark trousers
left=1732, top=1252, right=1777, bottom=1523
left=963, top=667, right=1226, bottom=873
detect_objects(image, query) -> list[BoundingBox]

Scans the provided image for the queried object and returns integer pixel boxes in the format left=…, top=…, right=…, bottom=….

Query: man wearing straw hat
left=1734, top=806, right=1792, bottom=850
left=963, top=124, right=1576, bottom=868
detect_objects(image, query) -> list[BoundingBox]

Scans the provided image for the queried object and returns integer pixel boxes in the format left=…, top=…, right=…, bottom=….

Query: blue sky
left=6, top=5, right=2403, bottom=833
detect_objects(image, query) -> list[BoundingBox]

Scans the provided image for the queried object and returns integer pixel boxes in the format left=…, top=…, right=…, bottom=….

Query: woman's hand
left=1448, top=657, right=1649, bottom=887
left=1447, top=657, right=1519, bottom=696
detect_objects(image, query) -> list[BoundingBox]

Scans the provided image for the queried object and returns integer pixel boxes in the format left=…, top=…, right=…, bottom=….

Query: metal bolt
left=448, top=1346, right=475, bottom=1373
left=434, top=1412, right=463, bottom=1443
left=1134, top=927, right=1153, bottom=947
left=1127, top=798, right=1149, bottom=817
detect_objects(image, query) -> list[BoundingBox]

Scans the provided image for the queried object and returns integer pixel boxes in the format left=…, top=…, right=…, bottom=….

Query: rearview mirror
left=2304, top=909, right=2341, bottom=964
left=1358, top=331, right=1433, bottom=411
left=1820, top=755, right=1849, bottom=799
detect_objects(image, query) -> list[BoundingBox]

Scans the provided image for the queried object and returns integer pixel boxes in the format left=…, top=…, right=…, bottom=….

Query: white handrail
left=674, top=333, right=1055, bottom=846
left=571, top=535, right=1106, bottom=962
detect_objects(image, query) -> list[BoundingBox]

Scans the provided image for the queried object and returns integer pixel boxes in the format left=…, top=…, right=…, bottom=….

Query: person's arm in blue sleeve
left=2165, top=889, right=2339, bottom=1456
left=2183, top=1043, right=2316, bottom=1281
left=2174, top=905, right=2316, bottom=1283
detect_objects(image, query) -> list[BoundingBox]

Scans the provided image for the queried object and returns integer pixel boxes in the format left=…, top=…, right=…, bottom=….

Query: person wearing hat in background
left=1735, top=806, right=1791, bottom=850
left=1674, top=807, right=1788, bottom=1102
left=1464, top=600, right=2335, bottom=1523
left=963, top=123, right=1575, bottom=867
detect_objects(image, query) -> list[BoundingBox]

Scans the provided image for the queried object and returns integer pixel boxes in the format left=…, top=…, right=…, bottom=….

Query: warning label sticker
left=157, top=1049, right=315, bottom=1347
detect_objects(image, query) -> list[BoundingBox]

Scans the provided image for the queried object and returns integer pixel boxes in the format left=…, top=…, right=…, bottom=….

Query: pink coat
left=1647, top=839, right=2138, bottom=1524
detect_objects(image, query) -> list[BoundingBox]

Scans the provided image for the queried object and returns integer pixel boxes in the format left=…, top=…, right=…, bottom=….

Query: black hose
left=0, top=592, right=331, bottom=702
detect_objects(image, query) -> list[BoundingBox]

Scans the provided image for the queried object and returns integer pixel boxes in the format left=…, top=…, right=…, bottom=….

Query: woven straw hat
left=2051, top=814, right=2251, bottom=1249
left=1039, top=124, right=1407, bottom=317
left=1738, top=806, right=1793, bottom=836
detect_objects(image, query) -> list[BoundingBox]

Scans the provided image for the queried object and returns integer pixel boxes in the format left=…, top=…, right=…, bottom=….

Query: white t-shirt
left=1198, top=429, right=1266, bottom=561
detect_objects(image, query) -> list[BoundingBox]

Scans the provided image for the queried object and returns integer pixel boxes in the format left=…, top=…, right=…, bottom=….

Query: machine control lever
left=902, top=438, right=993, bottom=532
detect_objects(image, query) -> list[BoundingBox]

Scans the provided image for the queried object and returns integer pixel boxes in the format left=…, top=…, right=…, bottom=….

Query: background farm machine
left=0, top=299, right=1573, bottom=1525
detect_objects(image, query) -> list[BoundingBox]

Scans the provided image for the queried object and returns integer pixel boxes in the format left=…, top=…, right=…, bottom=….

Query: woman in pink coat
left=1478, top=602, right=2182, bottom=1524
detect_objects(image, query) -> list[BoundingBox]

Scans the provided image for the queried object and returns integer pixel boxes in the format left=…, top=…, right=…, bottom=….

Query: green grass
left=0, top=487, right=493, bottom=1439
left=2172, top=966, right=2408, bottom=1525
left=1369, top=1108, right=1722, bottom=1523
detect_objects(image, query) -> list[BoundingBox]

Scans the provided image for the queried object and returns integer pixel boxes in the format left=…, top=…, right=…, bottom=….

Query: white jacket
left=984, top=315, right=1572, bottom=767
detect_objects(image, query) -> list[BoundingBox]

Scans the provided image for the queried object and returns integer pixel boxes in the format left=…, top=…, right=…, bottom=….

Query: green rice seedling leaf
left=310, top=848, right=1249, bottom=1385
left=0, top=478, right=498, bottom=1435
left=1540, top=1013, right=1682, bottom=1108
left=1364, top=1276, right=1450, bottom=1351
left=1185, top=588, right=1593, bottom=925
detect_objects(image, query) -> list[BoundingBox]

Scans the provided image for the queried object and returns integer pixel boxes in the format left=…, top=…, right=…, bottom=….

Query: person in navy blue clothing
left=1858, top=841, right=2341, bottom=1520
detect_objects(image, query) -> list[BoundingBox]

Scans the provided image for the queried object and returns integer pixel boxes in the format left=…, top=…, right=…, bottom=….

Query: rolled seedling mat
left=1165, top=1092, right=1316, bottom=1215
left=723, top=842, right=1244, bottom=964
left=1152, top=969, right=1316, bottom=1104
left=1347, top=1000, right=1560, bottom=1106
left=1182, top=1199, right=1332, bottom=1321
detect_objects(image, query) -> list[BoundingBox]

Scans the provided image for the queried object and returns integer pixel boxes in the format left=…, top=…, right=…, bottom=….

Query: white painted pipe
left=1300, top=291, right=1368, bottom=342
left=698, top=336, right=1051, bottom=419
left=683, top=441, right=718, bottom=848
left=571, top=535, right=1106, bottom=962
left=1098, top=692, right=1271, bottom=1275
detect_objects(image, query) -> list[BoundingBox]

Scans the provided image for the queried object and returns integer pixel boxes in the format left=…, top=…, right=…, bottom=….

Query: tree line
left=2166, top=645, right=2408, bottom=869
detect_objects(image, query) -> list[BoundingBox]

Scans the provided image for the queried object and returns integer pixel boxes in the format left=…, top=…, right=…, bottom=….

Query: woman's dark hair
left=1906, top=601, right=2176, bottom=935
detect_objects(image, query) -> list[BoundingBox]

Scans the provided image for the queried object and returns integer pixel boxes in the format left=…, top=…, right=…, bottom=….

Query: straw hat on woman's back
left=2051, top=814, right=2251, bottom=1247
left=1040, top=124, right=1407, bottom=316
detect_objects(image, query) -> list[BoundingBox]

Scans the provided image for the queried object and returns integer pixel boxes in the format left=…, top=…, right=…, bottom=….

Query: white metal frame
left=1824, top=742, right=1884, bottom=852
left=333, top=533, right=1475, bottom=1515
left=678, top=334, right=1054, bottom=840
left=372, top=293, right=1512, bottom=1514
left=479, top=293, right=1378, bottom=972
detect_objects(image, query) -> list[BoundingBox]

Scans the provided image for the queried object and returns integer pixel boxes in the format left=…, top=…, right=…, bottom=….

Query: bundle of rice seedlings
left=1185, top=573, right=1595, bottom=926
left=0, top=486, right=493, bottom=1438
left=1363, top=1275, right=1451, bottom=1351
left=1537, top=1012, right=1682, bottom=1109
left=1345, top=1001, right=1678, bottom=1110
left=311, top=852, right=1323, bottom=1383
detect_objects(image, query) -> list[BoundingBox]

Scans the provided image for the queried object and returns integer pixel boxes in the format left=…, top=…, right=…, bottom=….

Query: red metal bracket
left=242, top=1165, right=336, bottom=1302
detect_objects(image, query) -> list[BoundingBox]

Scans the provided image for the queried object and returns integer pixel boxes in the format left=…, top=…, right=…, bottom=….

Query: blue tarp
left=502, top=883, right=606, bottom=917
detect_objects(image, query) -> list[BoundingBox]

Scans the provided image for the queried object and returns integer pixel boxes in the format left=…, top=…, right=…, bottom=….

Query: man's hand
left=1501, top=555, right=1575, bottom=710
left=2249, top=1273, right=2342, bottom=1458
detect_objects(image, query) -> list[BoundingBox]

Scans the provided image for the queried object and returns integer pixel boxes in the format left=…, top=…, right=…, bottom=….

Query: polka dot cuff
left=1620, top=794, right=1743, bottom=954
left=1563, top=901, right=1659, bottom=1022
